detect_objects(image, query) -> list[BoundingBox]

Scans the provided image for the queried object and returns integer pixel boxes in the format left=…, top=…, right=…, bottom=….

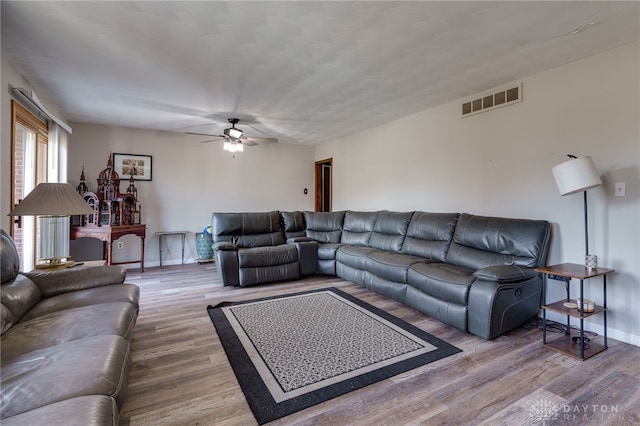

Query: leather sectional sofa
left=0, top=229, right=139, bottom=425
left=213, top=210, right=551, bottom=340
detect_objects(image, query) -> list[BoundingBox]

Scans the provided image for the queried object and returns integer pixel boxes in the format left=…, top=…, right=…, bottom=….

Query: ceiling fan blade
left=243, top=137, right=278, bottom=144
left=200, top=137, right=225, bottom=144
left=186, top=131, right=224, bottom=137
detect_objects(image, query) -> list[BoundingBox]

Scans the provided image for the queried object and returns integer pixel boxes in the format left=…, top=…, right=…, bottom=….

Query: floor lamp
left=8, top=183, right=93, bottom=268
left=552, top=155, right=603, bottom=269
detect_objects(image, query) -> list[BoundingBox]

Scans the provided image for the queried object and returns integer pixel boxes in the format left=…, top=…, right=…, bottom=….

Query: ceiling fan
left=186, top=118, right=278, bottom=152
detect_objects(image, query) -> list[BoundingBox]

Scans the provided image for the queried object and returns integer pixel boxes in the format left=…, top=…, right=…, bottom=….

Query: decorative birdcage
left=76, top=154, right=142, bottom=227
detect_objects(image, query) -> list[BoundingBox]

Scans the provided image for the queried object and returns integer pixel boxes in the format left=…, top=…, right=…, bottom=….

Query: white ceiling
left=2, top=1, right=639, bottom=145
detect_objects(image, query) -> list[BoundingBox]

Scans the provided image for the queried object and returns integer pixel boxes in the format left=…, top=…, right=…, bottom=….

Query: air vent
left=461, top=83, right=522, bottom=117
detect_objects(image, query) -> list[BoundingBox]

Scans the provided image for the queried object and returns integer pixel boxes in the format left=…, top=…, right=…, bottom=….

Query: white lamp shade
left=552, top=156, right=602, bottom=196
left=8, top=183, right=93, bottom=216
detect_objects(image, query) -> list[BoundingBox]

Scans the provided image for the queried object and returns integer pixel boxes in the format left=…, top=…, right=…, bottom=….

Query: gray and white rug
left=207, top=287, right=461, bottom=424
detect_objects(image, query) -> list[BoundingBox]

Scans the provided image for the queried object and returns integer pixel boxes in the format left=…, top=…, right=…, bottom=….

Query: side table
left=535, top=263, right=613, bottom=360
left=71, top=224, right=146, bottom=272
left=154, top=231, right=188, bottom=269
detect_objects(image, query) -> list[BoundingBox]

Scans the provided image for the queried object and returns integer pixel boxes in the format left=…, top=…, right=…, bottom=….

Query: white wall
left=67, top=124, right=315, bottom=266
left=316, top=42, right=640, bottom=346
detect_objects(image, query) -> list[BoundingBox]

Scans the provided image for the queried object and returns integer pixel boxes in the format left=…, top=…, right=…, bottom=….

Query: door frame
left=11, top=100, right=49, bottom=270
left=314, top=158, right=332, bottom=212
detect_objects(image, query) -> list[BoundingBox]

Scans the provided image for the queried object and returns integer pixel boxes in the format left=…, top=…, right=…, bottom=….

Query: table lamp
left=552, top=155, right=602, bottom=269
left=8, top=183, right=93, bottom=268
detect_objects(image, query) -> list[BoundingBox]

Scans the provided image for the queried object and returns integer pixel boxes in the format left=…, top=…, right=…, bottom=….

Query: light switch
left=615, top=182, right=625, bottom=197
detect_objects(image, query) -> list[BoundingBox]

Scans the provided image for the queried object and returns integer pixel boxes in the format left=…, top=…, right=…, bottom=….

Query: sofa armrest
left=288, top=240, right=318, bottom=276
left=214, top=248, right=240, bottom=286
left=213, top=241, right=237, bottom=251
left=24, top=265, right=127, bottom=298
left=473, top=265, right=538, bottom=284
left=468, top=274, right=543, bottom=339
left=287, top=237, right=314, bottom=243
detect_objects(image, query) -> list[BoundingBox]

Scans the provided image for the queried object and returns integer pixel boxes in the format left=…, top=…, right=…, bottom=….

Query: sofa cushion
left=0, top=334, right=130, bottom=419
left=237, top=245, right=298, bottom=268
left=239, top=263, right=300, bottom=287
left=445, top=213, right=551, bottom=270
left=213, top=211, right=285, bottom=247
left=1, top=302, right=138, bottom=362
left=365, top=251, right=428, bottom=284
left=402, top=212, right=459, bottom=261
left=20, top=284, right=139, bottom=322
left=317, top=243, right=342, bottom=260
left=1, top=275, right=42, bottom=325
left=303, top=211, right=345, bottom=243
left=369, top=211, right=413, bottom=252
left=1, top=395, right=118, bottom=426
left=336, top=245, right=377, bottom=270
left=405, top=286, right=468, bottom=332
left=281, top=211, right=306, bottom=239
left=408, top=262, right=475, bottom=305
left=341, top=211, right=378, bottom=245
left=364, top=273, right=409, bottom=303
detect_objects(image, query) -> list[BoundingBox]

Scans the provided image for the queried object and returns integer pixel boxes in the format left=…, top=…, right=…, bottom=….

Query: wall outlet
left=116, top=241, right=124, bottom=249
left=615, top=182, right=626, bottom=197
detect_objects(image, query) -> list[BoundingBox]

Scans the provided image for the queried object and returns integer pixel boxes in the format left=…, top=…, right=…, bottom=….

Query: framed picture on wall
left=112, top=153, right=152, bottom=181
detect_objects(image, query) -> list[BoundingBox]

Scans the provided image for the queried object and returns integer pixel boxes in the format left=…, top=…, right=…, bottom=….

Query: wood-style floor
left=119, top=263, right=640, bottom=426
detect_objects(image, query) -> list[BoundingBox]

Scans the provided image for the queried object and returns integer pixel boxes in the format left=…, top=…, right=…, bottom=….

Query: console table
left=154, top=231, right=188, bottom=269
left=71, top=224, right=146, bottom=272
left=536, top=263, right=613, bottom=360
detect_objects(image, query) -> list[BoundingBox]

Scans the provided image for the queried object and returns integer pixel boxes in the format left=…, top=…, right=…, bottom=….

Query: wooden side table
left=535, top=263, right=613, bottom=360
left=154, top=231, right=188, bottom=269
left=71, top=224, right=146, bottom=272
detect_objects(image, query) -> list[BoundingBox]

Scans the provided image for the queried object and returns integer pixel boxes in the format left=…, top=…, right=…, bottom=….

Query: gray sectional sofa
left=0, top=229, right=139, bottom=425
left=212, top=210, right=551, bottom=340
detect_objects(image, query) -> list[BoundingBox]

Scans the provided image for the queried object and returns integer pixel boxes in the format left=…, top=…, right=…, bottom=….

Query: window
left=11, top=100, right=49, bottom=271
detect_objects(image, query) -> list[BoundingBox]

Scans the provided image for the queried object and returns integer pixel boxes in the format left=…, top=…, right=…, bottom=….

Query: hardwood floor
left=119, top=264, right=640, bottom=425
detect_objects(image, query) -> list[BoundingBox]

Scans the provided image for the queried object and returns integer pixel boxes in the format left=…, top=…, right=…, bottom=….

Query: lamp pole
left=583, top=190, right=589, bottom=257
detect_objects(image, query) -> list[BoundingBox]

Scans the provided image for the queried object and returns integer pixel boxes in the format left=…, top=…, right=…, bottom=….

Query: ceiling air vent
left=461, top=83, right=522, bottom=117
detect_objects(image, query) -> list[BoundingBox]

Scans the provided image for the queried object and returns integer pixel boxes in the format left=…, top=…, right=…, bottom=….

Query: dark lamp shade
left=552, top=156, right=602, bottom=196
left=8, top=183, right=93, bottom=216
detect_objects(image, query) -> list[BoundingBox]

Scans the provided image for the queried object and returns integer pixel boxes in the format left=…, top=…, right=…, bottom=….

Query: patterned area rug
left=207, top=287, right=461, bottom=424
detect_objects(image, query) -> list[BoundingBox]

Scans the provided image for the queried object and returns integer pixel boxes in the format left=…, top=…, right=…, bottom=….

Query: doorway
left=314, top=158, right=332, bottom=212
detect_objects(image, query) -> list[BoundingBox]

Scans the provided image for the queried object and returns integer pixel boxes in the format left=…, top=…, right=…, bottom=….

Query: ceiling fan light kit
left=223, top=141, right=244, bottom=153
left=225, top=127, right=243, bottom=139
left=224, top=118, right=244, bottom=139
left=189, top=117, right=278, bottom=153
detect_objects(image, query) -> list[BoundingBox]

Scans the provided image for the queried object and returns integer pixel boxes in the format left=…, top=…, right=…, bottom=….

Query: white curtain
left=48, top=122, right=69, bottom=183
left=21, top=129, right=37, bottom=270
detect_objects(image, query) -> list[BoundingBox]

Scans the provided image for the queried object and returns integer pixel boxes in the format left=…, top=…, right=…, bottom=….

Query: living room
left=1, top=1, right=639, bottom=424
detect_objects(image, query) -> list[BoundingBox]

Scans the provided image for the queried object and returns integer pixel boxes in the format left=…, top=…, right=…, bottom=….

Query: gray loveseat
left=212, top=210, right=551, bottom=340
left=1, top=229, right=139, bottom=425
